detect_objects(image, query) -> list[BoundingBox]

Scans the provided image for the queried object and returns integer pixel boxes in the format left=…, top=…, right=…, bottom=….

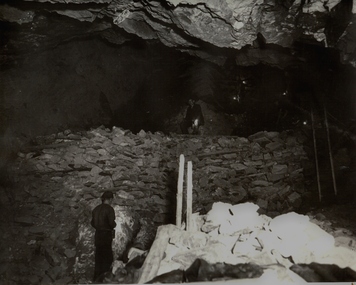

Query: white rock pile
left=149, top=202, right=356, bottom=283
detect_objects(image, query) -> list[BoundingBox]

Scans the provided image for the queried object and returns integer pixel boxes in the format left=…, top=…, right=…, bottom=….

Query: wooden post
left=186, top=161, right=193, bottom=231
left=176, top=154, right=184, bottom=228
left=311, top=109, right=322, bottom=202
left=324, top=105, right=337, bottom=196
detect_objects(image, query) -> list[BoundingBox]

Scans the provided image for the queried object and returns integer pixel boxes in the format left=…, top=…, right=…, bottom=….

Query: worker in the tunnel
left=180, top=98, right=205, bottom=135
left=91, top=190, right=116, bottom=282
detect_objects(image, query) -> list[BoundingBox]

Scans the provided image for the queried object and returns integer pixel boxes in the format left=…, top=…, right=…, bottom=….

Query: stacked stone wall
left=14, top=126, right=311, bottom=221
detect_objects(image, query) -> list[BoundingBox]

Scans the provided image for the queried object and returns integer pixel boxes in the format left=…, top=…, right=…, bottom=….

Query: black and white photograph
left=0, top=0, right=356, bottom=284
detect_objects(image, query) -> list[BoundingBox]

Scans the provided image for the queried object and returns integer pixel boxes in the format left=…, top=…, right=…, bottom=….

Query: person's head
left=188, top=99, right=195, bottom=107
left=101, top=191, right=114, bottom=204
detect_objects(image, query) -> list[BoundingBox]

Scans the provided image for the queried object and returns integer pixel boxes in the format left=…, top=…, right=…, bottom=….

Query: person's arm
left=196, top=105, right=204, bottom=125
left=185, top=107, right=192, bottom=122
left=108, top=207, right=116, bottom=239
left=108, top=207, right=117, bottom=229
left=91, top=211, right=96, bottom=229
left=199, top=107, right=205, bottom=125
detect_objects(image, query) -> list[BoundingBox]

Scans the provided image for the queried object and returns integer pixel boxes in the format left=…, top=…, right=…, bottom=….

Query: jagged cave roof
left=1, top=0, right=356, bottom=67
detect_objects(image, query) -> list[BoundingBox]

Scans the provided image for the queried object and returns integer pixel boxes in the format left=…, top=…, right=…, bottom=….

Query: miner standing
left=91, top=191, right=116, bottom=282
left=180, top=98, right=205, bottom=134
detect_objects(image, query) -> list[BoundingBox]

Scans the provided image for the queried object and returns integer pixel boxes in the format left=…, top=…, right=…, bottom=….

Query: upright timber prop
left=176, top=154, right=184, bottom=228
left=186, top=161, right=193, bottom=231
left=176, top=154, right=193, bottom=231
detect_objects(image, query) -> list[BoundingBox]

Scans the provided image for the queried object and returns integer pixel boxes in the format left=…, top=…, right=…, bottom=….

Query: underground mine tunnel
left=1, top=0, right=356, bottom=284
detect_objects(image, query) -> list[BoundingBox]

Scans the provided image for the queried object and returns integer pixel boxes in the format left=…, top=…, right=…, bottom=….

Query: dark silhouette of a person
left=180, top=99, right=205, bottom=134
left=91, top=191, right=116, bottom=282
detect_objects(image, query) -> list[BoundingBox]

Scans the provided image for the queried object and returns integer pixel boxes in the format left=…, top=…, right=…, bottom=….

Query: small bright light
left=232, top=95, right=241, bottom=102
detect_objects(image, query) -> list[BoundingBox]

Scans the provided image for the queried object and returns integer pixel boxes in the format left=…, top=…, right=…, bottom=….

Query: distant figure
left=180, top=99, right=205, bottom=134
left=91, top=191, right=116, bottom=282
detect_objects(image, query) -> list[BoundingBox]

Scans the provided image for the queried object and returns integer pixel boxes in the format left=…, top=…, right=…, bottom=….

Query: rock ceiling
left=1, top=0, right=356, bottom=67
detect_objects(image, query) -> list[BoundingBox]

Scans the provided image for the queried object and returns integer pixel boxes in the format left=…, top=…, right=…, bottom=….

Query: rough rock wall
left=105, top=0, right=356, bottom=66
left=2, top=0, right=356, bottom=66
left=105, top=0, right=355, bottom=60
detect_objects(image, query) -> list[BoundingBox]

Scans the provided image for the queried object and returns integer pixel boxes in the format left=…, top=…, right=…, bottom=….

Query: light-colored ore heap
left=137, top=202, right=356, bottom=283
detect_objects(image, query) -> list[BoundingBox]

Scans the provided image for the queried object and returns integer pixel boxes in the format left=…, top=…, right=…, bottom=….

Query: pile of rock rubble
left=135, top=202, right=356, bottom=283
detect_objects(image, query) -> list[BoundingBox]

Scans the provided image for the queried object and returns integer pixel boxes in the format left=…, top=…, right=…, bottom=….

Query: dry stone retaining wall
left=7, top=125, right=311, bottom=283
left=15, top=125, right=310, bottom=219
